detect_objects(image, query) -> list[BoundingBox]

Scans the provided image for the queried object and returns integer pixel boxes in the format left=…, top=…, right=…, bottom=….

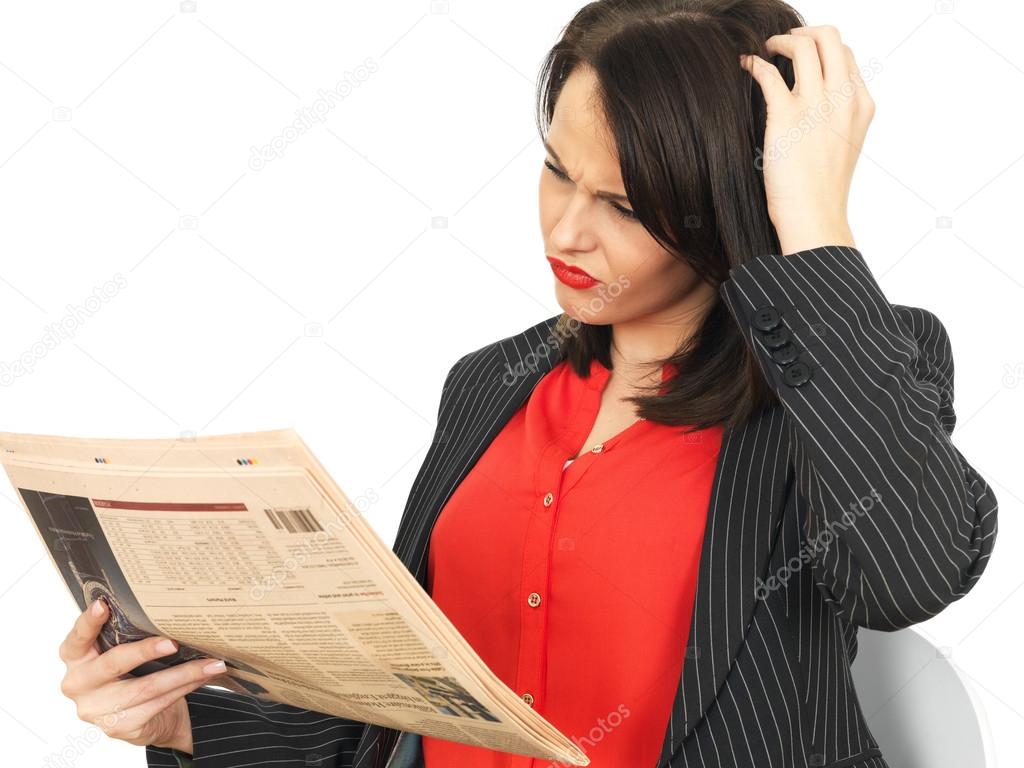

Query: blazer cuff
left=718, top=244, right=909, bottom=393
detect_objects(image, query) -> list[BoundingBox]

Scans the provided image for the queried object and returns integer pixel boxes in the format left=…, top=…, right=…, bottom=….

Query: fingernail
left=156, top=638, right=177, bottom=654
left=91, top=599, right=104, bottom=616
left=202, top=660, right=226, bottom=675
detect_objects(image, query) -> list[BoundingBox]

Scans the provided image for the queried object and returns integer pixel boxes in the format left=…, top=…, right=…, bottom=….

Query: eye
left=544, top=159, right=637, bottom=222
left=544, top=159, right=570, bottom=182
left=611, top=203, right=637, bottom=221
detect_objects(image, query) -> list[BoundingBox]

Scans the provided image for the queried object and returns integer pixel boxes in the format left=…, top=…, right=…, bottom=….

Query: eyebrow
left=543, top=139, right=631, bottom=204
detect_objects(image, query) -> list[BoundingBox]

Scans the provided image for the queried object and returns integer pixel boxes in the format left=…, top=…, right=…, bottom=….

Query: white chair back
left=851, top=628, right=991, bottom=767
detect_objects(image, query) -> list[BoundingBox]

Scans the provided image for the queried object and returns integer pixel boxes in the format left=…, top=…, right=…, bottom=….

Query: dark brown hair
left=536, top=0, right=805, bottom=432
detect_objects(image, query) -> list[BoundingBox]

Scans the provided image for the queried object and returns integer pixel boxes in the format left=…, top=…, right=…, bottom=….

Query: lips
left=547, top=256, right=601, bottom=289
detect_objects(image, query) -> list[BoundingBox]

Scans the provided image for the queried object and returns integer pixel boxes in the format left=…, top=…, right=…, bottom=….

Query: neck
left=608, top=283, right=717, bottom=381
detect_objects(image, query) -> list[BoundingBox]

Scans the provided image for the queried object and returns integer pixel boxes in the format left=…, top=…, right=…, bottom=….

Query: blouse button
left=527, top=592, right=542, bottom=607
left=522, top=692, right=534, bottom=706
left=591, top=443, right=604, bottom=453
left=543, top=492, right=554, bottom=507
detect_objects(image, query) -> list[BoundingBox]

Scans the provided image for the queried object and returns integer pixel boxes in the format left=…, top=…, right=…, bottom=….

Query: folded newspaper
left=0, top=428, right=590, bottom=766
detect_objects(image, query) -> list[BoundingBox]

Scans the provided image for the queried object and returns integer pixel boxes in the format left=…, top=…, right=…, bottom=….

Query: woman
left=58, top=1, right=998, bottom=766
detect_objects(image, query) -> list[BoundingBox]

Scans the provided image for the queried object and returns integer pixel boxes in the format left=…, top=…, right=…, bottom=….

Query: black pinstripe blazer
left=147, top=244, right=998, bottom=768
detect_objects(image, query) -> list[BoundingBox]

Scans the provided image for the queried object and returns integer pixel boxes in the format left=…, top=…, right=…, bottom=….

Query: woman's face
left=539, top=66, right=713, bottom=328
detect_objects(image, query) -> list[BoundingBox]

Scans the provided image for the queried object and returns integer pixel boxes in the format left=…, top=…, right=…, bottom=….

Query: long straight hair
left=536, top=0, right=805, bottom=432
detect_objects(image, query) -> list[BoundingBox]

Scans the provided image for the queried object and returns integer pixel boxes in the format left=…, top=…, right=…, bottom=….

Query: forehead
left=547, top=67, right=621, bottom=180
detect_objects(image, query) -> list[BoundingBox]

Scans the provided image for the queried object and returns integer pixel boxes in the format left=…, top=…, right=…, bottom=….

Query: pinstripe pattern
left=146, top=245, right=997, bottom=768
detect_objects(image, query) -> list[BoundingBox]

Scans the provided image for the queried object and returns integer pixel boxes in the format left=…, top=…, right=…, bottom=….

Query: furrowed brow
left=543, top=138, right=630, bottom=203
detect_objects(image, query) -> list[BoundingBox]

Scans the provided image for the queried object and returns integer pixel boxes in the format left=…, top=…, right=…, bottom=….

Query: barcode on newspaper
left=263, top=507, right=323, bottom=533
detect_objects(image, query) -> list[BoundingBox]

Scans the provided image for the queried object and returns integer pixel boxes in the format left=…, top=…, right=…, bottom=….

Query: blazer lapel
left=356, top=313, right=789, bottom=767
left=657, top=400, right=792, bottom=758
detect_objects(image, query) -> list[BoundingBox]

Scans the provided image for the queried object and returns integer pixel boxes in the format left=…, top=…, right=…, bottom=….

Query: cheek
left=606, top=244, right=694, bottom=300
left=538, top=176, right=564, bottom=235
left=604, top=235, right=671, bottom=283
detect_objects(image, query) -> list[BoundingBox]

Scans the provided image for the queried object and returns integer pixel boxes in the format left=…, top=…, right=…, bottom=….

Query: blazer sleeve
left=145, top=356, right=472, bottom=766
left=144, top=687, right=366, bottom=768
left=718, top=244, right=998, bottom=630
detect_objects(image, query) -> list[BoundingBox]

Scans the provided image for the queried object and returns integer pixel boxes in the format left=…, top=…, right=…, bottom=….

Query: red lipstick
left=547, top=256, right=601, bottom=290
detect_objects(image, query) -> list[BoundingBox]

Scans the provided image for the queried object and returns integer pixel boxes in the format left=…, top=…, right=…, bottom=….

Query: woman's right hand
left=59, top=598, right=228, bottom=755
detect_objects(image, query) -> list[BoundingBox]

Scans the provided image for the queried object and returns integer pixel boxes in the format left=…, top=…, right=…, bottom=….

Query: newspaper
left=0, top=428, right=590, bottom=766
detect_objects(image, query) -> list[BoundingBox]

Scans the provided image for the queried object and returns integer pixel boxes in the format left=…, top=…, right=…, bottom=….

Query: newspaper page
left=0, top=428, right=589, bottom=766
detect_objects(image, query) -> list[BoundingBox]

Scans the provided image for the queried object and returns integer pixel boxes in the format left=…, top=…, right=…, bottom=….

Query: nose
left=548, top=194, right=598, bottom=252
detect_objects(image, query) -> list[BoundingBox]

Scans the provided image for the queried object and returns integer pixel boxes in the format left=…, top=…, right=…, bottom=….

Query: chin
left=558, top=302, right=611, bottom=326
left=552, top=282, right=610, bottom=318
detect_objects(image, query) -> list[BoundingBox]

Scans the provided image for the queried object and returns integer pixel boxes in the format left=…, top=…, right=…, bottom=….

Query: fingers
left=764, top=32, right=824, bottom=94
left=743, top=24, right=874, bottom=118
left=105, top=676, right=208, bottom=741
left=65, top=634, right=183, bottom=694
left=118, top=657, right=227, bottom=711
left=843, top=45, right=861, bottom=85
left=59, top=598, right=108, bottom=666
left=788, top=25, right=847, bottom=90
left=841, top=44, right=876, bottom=119
left=740, top=53, right=790, bottom=105
left=73, top=657, right=225, bottom=731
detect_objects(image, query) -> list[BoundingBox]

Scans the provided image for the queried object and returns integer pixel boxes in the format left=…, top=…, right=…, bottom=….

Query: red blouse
left=423, top=356, right=724, bottom=767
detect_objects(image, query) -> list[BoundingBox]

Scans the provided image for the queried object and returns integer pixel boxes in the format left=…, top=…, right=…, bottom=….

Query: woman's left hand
left=740, top=25, right=875, bottom=255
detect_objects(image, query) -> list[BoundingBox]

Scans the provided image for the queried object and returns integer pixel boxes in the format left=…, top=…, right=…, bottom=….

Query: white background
left=0, top=1, right=1020, bottom=765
